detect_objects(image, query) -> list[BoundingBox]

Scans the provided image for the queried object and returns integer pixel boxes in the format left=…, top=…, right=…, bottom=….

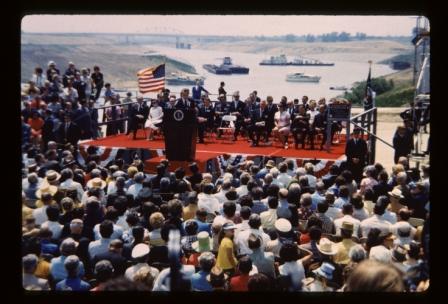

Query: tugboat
left=203, top=57, right=249, bottom=75
left=259, top=54, right=289, bottom=65
left=286, top=72, right=321, bottom=83
left=166, top=72, right=205, bottom=85
left=290, top=56, right=334, bottom=66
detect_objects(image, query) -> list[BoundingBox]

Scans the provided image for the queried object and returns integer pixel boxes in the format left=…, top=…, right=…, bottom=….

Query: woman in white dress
left=147, top=99, right=164, bottom=140
left=273, top=101, right=291, bottom=149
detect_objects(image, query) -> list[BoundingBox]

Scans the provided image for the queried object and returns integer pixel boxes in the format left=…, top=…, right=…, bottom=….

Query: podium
left=163, top=108, right=197, bottom=161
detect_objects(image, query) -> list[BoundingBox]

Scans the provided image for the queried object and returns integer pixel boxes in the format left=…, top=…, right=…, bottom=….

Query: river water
left=140, top=45, right=395, bottom=102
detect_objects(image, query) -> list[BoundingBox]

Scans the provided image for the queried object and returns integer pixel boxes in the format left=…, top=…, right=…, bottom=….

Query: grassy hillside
left=21, top=44, right=197, bottom=88
left=341, top=68, right=414, bottom=107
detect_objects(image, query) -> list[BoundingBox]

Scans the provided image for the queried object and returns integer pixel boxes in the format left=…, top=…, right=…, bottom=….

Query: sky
left=21, top=15, right=421, bottom=37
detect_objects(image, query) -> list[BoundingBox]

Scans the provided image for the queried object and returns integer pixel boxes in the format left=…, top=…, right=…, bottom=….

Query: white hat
left=86, top=177, right=107, bottom=189
left=274, top=218, right=292, bottom=233
left=68, top=61, right=75, bottom=65
left=131, top=243, right=150, bottom=259
left=369, top=245, right=392, bottom=263
left=48, top=61, right=56, bottom=66
left=388, top=188, right=404, bottom=199
left=317, top=238, right=338, bottom=255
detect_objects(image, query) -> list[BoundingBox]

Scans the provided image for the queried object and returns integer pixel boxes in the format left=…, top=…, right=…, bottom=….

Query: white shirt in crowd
left=333, top=215, right=361, bottom=237
left=213, top=189, right=229, bottom=205
left=125, top=263, right=159, bottom=282
left=128, top=183, right=143, bottom=199
left=88, top=238, right=112, bottom=260
left=31, top=74, right=47, bottom=88
left=352, top=207, right=370, bottom=222
left=391, top=221, right=417, bottom=239
left=152, top=265, right=195, bottom=291
left=305, top=174, right=317, bottom=189
left=260, top=209, right=278, bottom=231
left=93, top=223, right=124, bottom=241
left=41, top=220, right=63, bottom=240
left=59, top=178, right=84, bottom=201
left=276, top=173, right=292, bottom=188
left=382, top=210, right=397, bottom=225
left=197, top=193, right=220, bottom=214
left=325, top=206, right=343, bottom=221
left=33, top=206, right=49, bottom=226
left=236, top=185, right=248, bottom=197
left=360, top=215, right=392, bottom=238
left=279, top=260, right=306, bottom=291
left=234, top=228, right=270, bottom=256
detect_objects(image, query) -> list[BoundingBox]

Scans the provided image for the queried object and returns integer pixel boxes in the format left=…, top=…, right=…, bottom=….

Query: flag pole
left=368, top=60, right=374, bottom=107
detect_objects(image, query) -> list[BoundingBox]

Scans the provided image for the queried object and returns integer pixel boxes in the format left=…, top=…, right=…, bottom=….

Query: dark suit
left=265, top=103, right=278, bottom=139
left=128, top=102, right=149, bottom=139
left=198, top=104, right=215, bottom=142
left=175, top=98, right=194, bottom=110
left=345, top=137, right=368, bottom=183
left=92, top=251, right=127, bottom=277
left=248, top=106, right=267, bottom=145
left=192, top=85, right=209, bottom=102
left=393, top=130, right=414, bottom=164
left=42, top=116, right=55, bottom=147
left=89, top=107, right=99, bottom=139
left=72, top=106, right=93, bottom=140
left=291, top=113, right=310, bottom=148
left=228, top=100, right=246, bottom=139
left=57, top=122, right=81, bottom=147
left=311, top=112, right=327, bottom=149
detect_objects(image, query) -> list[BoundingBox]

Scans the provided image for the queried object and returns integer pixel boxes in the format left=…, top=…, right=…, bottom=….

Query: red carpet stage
left=79, top=129, right=347, bottom=176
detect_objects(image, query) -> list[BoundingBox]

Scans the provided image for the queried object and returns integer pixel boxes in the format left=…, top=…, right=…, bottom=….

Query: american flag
left=137, top=64, right=165, bottom=93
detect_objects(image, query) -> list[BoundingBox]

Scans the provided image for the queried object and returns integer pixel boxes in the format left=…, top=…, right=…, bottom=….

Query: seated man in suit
left=214, top=94, right=230, bottom=139
left=248, top=100, right=268, bottom=147
left=265, top=96, right=278, bottom=142
left=228, top=91, right=246, bottom=141
left=291, top=105, right=311, bottom=150
left=310, top=105, right=328, bottom=150
left=128, top=96, right=149, bottom=140
left=197, top=97, right=215, bottom=144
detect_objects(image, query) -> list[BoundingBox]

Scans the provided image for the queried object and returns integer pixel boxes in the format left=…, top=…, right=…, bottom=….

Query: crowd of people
left=21, top=60, right=430, bottom=292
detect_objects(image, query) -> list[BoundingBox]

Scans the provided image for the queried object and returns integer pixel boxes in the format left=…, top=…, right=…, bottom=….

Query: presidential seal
left=173, top=110, right=184, bottom=122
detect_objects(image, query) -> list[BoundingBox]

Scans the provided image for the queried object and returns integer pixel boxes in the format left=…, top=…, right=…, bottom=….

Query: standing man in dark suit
left=265, top=96, right=278, bottom=142
left=88, top=99, right=99, bottom=139
left=42, top=109, right=56, bottom=150
left=128, top=96, right=149, bottom=140
left=191, top=80, right=209, bottom=105
left=392, top=125, right=414, bottom=164
left=197, top=97, right=215, bottom=144
left=345, top=127, right=368, bottom=184
left=58, top=113, right=81, bottom=147
left=175, top=88, right=195, bottom=110
left=228, top=91, right=246, bottom=141
left=218, top=82, right=227, bottom=101
left=248, top=100, right=268, bottom=147
left=72, top=100, right=93, bottom=140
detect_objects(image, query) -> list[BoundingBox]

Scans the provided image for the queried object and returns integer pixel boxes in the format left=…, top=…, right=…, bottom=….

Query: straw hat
left=265, top=160, right=276, bottom=169
left=35, top=183, right=58, bottom=199
left=45, top=170, right=61, bottom=183
left=388, top=188, right=404, bottom=199
left=131, top=243, right=150, bottom=259
left=86, top=177, right=107, bottom=189
left=317, top=238, right=338, bottom=255
left=275, top=218, right=292, bottom=233
left=206, top=266, right=228, bottom=283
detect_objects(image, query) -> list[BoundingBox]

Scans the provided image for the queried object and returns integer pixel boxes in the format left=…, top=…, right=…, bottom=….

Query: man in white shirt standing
left=334, top=204, right=361, bottom=237
left=59, top=168, right=84, bottom=201
left=360, top=202, right=392, bottom=238
left=198, top=183, right=220, bottom=215
left=234, top=214, right=270, bottom=256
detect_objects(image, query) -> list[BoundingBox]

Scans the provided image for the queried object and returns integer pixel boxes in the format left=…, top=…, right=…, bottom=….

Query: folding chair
left=217, top=115, right=236, bottom=142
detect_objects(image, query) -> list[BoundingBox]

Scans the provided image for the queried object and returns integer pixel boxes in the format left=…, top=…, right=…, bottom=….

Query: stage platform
left=79, top=129, right=347, bottom=176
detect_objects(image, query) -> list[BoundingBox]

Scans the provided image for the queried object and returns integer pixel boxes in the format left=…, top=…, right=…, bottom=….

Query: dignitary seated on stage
left=214, top=94, right=230, bottom=139
left=128, top=96, right=149, bottom=140
left=247, top=100, right=268, bottom=147
left=147, top=99, right=164, bottom=141
left=291, top=105, right=311, bottom=150
left=197, top=97, right=215, bottom=144
left=228, top=91, right=246, bottom=142
left=272, top=100, right=291, bottom=149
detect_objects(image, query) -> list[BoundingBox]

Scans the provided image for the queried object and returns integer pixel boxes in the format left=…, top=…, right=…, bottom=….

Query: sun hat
left=313, top=262, right=335, bottom=280
left=317, top=238, right=338, bottom=255
left=192, top=231, right=213, bottom=253
left=131, top=243, right=150, bottom=259
left=86, top=177, right=107, bottom=189
left=341, top=221, right=354, bottom=232
left=265, top=160, right=276, bottom=169
left=35, top=183, right=58, bottom=199
left=45, top=170, right=61, bottom=183
left=388, top=188, right=404, bottom=199
left=274, top=218, right=292, bottom=233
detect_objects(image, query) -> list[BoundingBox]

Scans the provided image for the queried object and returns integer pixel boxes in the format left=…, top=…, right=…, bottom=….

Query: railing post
left=371, top=108, right=377, bottom=164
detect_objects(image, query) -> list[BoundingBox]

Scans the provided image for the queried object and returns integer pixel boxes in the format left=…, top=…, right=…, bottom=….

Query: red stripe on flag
left=315, top=161, right=334, bottom=178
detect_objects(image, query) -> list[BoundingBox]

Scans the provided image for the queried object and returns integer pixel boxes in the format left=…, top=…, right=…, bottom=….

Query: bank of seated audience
left=21, top=147, right=430, bottom=291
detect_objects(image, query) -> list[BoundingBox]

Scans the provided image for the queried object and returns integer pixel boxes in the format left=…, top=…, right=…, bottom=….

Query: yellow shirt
left=216, top=237, right=237, bottom=270
left=34, top=259, right=51, bottom=280
left=333, top=239, right=357, bottom=265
